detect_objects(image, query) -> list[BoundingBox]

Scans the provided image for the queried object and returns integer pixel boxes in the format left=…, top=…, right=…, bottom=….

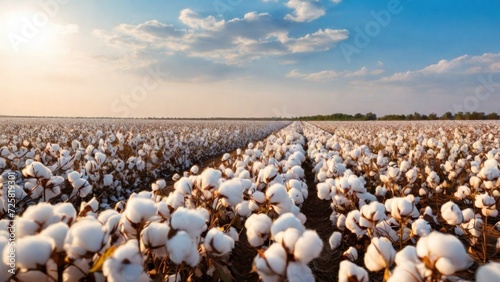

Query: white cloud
left=179, top=9, right=225, bottom=31
left=287, top=66, right=384, bottom=81
left=94, top=11, right=349, bottom=66
left=331, top=0, right=342, bottom=3
left=380, top=53, right=500, bottom=82
left=286, top=28, right=348, bottom=53
left=284, top=0, right=325, bottom=22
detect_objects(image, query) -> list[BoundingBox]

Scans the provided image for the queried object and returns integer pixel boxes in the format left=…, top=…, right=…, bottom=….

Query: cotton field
left=0, top=119, right=499, bottom=281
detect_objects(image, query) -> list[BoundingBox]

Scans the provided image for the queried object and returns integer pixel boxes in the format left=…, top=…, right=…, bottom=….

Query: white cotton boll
left=416, top=231, right=473, bottom=275
left=204, top=228, right=235, bottom=256
left=266, top=183, right=288, bottom=204
left=454, top=185, right=471, bottom=200
left=10, top=235, right=52, bottom=270
left=254, top=243, right=287, bottom=278
left=364, top=237, right=396, bottom=271
left=166, top=191, right=185, bottom=209
left=317, top=183, right=331, bottom=200
left=479, top=166, right=500, bottom=181
left=190, top=165, right=199, bottom=175
left=288, top=188, right=304, bottom=205
left=338, top=260, right=368, bottom=282
left=40, top=222, right=69, bottom=252
left=123, top=197, right=156, bottom=225
left=16, top=217, right=39, bottom=237
left=251, top=190, right=266, bottom=204
left=476, top=262, right=500, bottom=282
left=317, top=170, right=327, bottom=183
left=296, top=212, right=307, bottom=224
left=470, top=176, right=482, bottom=189
left=375, top=186, right=388, bottom=197
left=140, top=222, right=169, bottom=257
left=94, top=152, right=107, bottom=165
left=101, top=173, right=113, bottom=187
left=343, top=246, right=358, bottom=261
left=475, top=193, right=497, bottom=217
left=99, top=209, right=121, bottom=236
left=235, top=201, right=252, bottom=218
left=275, top=228, right=301, bottom=254
left=329, top=231, right=342, bottom=250
left=395, top=245, right=420, bottom=266
left=346, top=210, right=365, bottom=236
left=103, top=240, right=149, bottom=282
left=198, top=168, right=222, bottom=190
left=441, top=201, right=463, bottom=225
left=174, top=177, right=192, bottom=195
left=348, top=175, right=365, bottom=193
left=293, top=230, right=323, bottom=264
left=245, top=214, right=272, bottom=247
left=226, top=227, right=239, bottom=242
left=412, top=219, right=431, bottom=237
left=152, top=179, right=166, bottom=191
left=359, top=201, right=386, bottom=228
left=218, top=179, right=244, bottom=206
left=23, top=202, right=58, bottom=229
left=271, top=213, right=305, bottom=239
left=64, top=220, right=107, bottom=259
left=337, top=214, right=346, bottom=231
left=399, top=160, right=411, bottom=172
left=289, top=166, right=305, bottom=179
left=167, top=230, right=200, bottom=267
left=374, top=221, right=399, bottom=242
left=391, top=197, right=418, bottom=221
left=263, top=165, right=279, bottom=183
left=53, top=203, right=76, bottom=225
left=388, top=262, right=424, bottom=282
left=286, top=261, right=314, bottom=282
left=170, top=207, right=207, bottom=239
left=461, top=208, right=475, bottom=222
left=22, top=161, right=52, bottom=179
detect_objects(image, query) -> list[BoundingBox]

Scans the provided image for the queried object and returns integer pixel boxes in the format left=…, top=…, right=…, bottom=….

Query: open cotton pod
left=364, top=237, right=396, bottom=272
left=103, top=240, right=149, bottom=282
left=338, top=260, right=369, bottom=282
left=204, top=227, right=235, bottom=257
left=476, top=262, right=500, bottom=282
left=416, top=231, right=473, bottom=275
left=253, top=243, right=287, bottom=281
left=245, top=213, right=273, bottom=247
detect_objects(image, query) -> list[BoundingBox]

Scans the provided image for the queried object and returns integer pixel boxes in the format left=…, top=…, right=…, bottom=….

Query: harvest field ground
left=0, top=118, right=499, bottom=281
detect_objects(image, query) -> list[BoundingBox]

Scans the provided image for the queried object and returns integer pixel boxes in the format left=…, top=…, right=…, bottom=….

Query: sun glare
left=2, top=8, right=64, bottom=55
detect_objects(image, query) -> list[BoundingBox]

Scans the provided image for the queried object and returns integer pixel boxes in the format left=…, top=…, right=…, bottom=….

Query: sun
left=1, top=8, right=63, bottom=55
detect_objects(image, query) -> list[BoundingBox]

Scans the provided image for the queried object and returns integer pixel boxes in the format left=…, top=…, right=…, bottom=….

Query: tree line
left=295, top=112, right=500, bottom=121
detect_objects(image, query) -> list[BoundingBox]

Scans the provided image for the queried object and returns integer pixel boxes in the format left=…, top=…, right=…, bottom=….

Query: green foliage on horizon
left=296, top=111, right=499, bottom=121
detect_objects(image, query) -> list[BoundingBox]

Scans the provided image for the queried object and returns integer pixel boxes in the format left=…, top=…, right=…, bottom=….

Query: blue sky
left=1, top=0, right=499, bottom=118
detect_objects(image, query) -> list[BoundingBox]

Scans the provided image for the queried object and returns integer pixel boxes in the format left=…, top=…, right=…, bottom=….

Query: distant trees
left=297, top=111, right=499, bottom=121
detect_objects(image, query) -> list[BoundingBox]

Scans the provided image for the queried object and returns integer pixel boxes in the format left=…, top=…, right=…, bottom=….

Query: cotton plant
left=415, top=231, right=473, bottom=279
left=253, top=215, right=323, bottom=282
left=103, top=240, right=149, bottom=282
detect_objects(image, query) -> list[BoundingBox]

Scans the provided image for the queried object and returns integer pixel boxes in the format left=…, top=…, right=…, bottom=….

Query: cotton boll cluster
left=253, top=213, right=323, bottom=281
left=0, top=119, right=288, bottom=216
left=2, top=118, right=500, bottom=281
left=304, top=121, right=500, bottom=280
